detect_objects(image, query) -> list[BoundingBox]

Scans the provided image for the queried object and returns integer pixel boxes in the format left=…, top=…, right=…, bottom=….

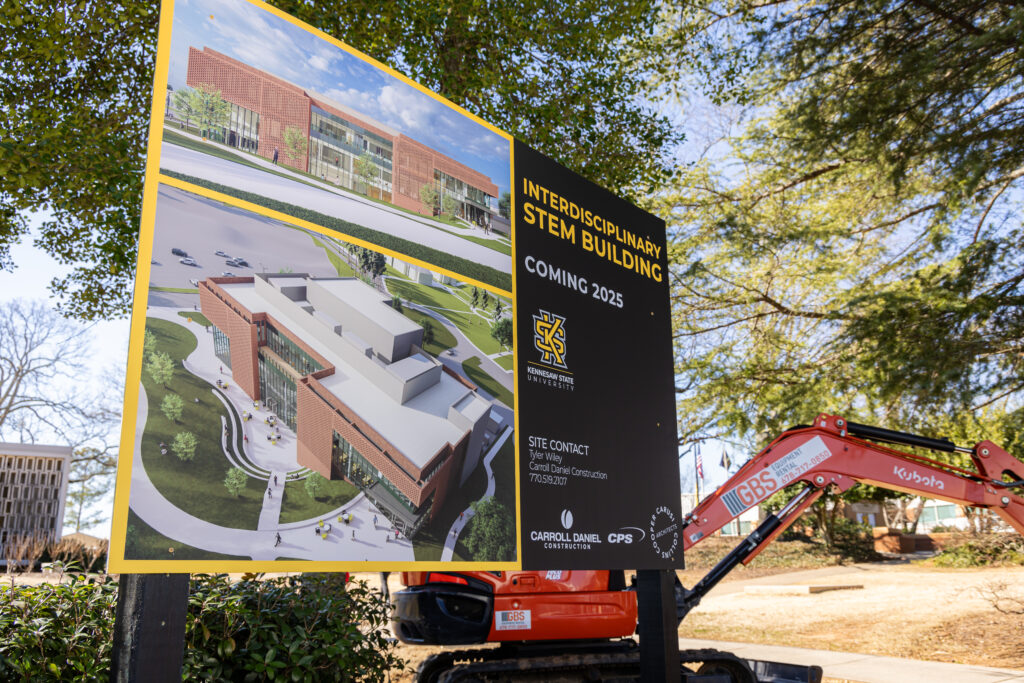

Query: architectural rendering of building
left=199, top=274, right=497, bottom=536
left=184, top=47, right=500, bottom=227
left=0, top=442, right=72, bottom=553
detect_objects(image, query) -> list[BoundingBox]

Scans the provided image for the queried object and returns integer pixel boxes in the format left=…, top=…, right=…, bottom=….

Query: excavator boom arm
left=682, top=413, right=1024, bottom=550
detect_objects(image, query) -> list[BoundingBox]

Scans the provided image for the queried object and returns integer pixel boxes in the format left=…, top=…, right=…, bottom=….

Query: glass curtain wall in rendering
left=433, top=170, right=493, bottom=225
left=212, top=325, right=232, bottom=369
left=308, top=106, right=393, bottom=201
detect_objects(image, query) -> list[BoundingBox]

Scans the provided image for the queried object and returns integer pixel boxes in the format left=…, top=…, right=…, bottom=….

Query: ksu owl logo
left=533, top=309, right=567, bottom=369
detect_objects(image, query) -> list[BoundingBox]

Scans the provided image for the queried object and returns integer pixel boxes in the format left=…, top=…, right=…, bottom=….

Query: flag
left=720, top=449, right=732, bottom=471
left=696, top=444, right=704, bottom=481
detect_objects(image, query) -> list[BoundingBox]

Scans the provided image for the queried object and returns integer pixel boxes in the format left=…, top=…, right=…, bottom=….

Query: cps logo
left=607, top=526, right=644, bottom=544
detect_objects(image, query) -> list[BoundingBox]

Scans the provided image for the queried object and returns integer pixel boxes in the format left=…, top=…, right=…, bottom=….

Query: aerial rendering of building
left=199, top=274, right=498, bottom=536
left=183, top=47, right=501, bottom=227
left=0, top=442, right=72, bottom=553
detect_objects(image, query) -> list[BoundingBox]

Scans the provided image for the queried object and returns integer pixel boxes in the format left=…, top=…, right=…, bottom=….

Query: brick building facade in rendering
left=184, top=47, right=500, bottom=226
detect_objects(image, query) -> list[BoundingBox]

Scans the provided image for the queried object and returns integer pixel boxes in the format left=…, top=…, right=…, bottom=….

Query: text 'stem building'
left=199, top=274, right=496, bottom=536
left=184, top=47, right=500, bottom=227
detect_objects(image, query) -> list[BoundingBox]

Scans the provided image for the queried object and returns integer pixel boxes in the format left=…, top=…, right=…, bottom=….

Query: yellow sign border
left=108, top=0, right=521, bottom=573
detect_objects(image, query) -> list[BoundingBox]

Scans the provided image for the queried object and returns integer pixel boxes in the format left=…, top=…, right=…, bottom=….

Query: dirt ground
left=377, top=562, right=1024, bottom=680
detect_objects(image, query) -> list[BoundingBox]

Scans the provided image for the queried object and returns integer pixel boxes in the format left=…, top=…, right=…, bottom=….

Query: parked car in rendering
left=225, top=258, right=241, bottom=267
left=215, top=250, right=230, bottom=258
left=233, top=257, right=250, bottom=267
left=171, top=247, right=188, bottom=257
left=221, top=271, right=236, bottom=277
left=179, top=257, right=198, bottom=266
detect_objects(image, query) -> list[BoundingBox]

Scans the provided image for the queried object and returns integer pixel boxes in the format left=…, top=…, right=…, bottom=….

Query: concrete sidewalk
left=679, top=638, right=1024, bottom=683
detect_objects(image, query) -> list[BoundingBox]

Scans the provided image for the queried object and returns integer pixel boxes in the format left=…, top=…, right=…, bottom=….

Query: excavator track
left=417, top=644, right=818, bottom=682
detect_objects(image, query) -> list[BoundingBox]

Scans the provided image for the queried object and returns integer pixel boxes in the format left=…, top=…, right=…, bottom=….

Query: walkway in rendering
left=160, top=143, right=511, bottom=274
left=128, top=307, right=415, bottom=561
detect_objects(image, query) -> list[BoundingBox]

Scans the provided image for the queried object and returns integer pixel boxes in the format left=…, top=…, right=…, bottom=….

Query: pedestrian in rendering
left=219, top=365, right=222, bottom=374
left=273, top=147, right=279, bottom=164
left=266, top=487, right=272, bottom=498
left=274, top=474, right=278, bottom=485
left=244, top=435, right=248, bottom=444
left=274, top=532, right=281, bottom=547
left=351, top=529, right=355, bottom=540
left=373, top=514, right=378, bottom=528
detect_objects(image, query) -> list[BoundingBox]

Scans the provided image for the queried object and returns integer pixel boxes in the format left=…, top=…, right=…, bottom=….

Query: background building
left=0, top=442, right=72, bottom=554
left=199, top=274, right=499, bottom=536
left=184, top=47, right=500, bottom=226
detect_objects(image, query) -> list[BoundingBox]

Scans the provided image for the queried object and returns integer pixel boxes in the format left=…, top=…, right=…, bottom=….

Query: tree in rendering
left=464, top=497, right=515, bottom=562
left=391, top=295, right=403, bottom=312
left=498, top=192, right=511, bottom=219
left=441, top=194, right=458, bottom=217
left=282, top=125, right=308, bottom=164
left=481, top=291, right=490, bottom=310
left=160, top=393, right=184, bottom=423
left=171, top=431, right=198, bottom=461
left=304, top=472, right=327, bottom=500
left=171, top=87, right=199, bottom=132
left=418, top=184, right=438, bottom=214
left=493, top=300, right=503, bottom=319
left=353, top=153, right=378, bottom=196
left=224, top=467, right=248, bottom=497
left=145, top=351, right=174, bottom=387
left=471, top=287, right=479, bottom=308
left=189, top=83, right=230, bottom=140
left=490, top=317, right=513, bottom=351
left=420, top=320, right=436, bottom=348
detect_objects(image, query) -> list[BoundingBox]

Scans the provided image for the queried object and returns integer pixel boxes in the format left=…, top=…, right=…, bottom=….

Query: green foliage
left=420, top=319, right=435, bottom=346
left=224, top=467, right=248, bottom=498
left=391, top=294, right=402, bottom=312
left=0, top=574, right=405, bottom=682
left=358, top=247, right=387, bottom=280
left=145, top=350, right=174, bottom=386
left=143, top=329, right=157, bottom=357
left=3, top=1, right=676, bottom=320
left=441, top=194, right=458, bottom=216
left=304, top=471, right=327, bottom=499
left=182, top=83, right=230, bottom=139
left=932, top=534, right=1024, bottom=568
left=0, top=575, right=118, bottom=681
left=172, top=431, right=198, bottom=461
left=463, top=496, right=515, bottom=562
left=661, top=1, right=1024, bottom=455
left=418, top=183, right=438, bottom=212
left=282, top=124, right=308, bottom=163
left=160, top=392, right=184, bottom=423
left=162, top=173, right=512, bottom=292
left=353, top=153, right=378, bottom=191
left=490, top=317, right=513, bottom=349
left=498, top=192, right=511, bottom=219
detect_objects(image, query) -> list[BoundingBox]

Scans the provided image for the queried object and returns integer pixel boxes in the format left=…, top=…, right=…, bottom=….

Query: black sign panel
left=513, top=141, right=681, bottom=569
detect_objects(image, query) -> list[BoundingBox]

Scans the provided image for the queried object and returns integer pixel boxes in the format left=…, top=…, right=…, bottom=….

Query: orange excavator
left=391, top=414, right=1024, bottom=681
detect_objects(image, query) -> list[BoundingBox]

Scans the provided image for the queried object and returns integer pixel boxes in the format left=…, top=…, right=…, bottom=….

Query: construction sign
left=108, top=0, right=679, bottom=573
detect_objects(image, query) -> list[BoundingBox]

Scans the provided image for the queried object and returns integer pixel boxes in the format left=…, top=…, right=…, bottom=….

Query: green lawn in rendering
left=152, top=286, right=200, bottom=294
left=386, top=278, right=470, bottom=313
left=177, top=310, right=211, bottom=327
left=311, top=235, right=358, bottom=277
left=398, top=309, right=457, bottom=356
left=493, top=354, right=514, bottom=371
left=140, top=318, right=265, bottom=529
left=278, top=477, right=360, bottom=524
left=124, top=509, right=243, bottom=561
left=462, top=357, right=514, bottom=408
left=437, top=309, right=501, bottom=355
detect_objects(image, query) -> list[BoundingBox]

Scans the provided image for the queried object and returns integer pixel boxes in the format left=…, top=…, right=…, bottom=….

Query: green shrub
left=0, top=575, right=118, bottom=681
left=0, top=574, right=405, bottom=682
left=932, top=533, right=1024, bottom=567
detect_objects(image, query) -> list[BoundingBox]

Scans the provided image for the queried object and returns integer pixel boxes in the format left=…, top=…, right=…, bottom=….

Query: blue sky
left=167, top=0, right=511, bottom=198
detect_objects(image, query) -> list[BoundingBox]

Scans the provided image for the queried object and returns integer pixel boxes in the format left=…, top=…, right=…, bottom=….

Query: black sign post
left=110, top=573, right=190, bottom=682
